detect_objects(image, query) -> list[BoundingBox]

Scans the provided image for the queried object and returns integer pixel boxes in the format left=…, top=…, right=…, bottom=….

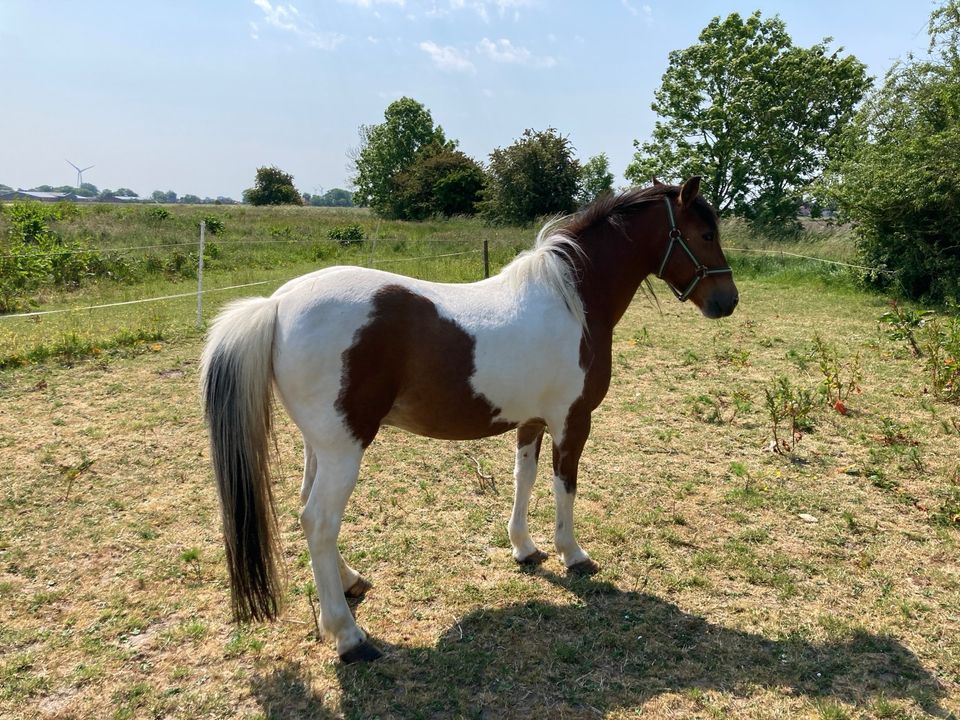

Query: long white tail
left=199, top=297, right=282, bottom=621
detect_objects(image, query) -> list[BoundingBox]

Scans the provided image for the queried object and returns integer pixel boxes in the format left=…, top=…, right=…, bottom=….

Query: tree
left=481, top=128, right=580, bottom=225
left=823, top=1, right=960, bottom=301
left=578, top=153, right=614, bottom=207
left=351, top=97, right=449, bottom=217
left=307, top=188, right=354, bottom=207
left=243, top=166, right=303, bottom=206
left=393, top=147, right=486, bottom=220
left=181, top=194, right=202, bottom=204
left=625, top=12, right=869, bottom=225
left=151, top=190, right=178, bottom=203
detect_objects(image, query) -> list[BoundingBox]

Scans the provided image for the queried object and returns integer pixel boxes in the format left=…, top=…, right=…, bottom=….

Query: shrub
left=481, top=128, right=580, bottom=225
left=763, top=375, right=816, bottom=453
left=328, top=224, right=364, bottom=247
left=392, top=148, right=486, bottom=220
left=202, top=216, right=225, bottom=235
left=0, top=202, right=102, bottom=312
left=921, top=312, right=960, bottom=402
left=824, top=2, right=960, bottom=301
left=148, top=206, right=170, bottom=222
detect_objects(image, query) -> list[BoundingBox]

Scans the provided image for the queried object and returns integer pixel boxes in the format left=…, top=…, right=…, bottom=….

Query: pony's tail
left=200, top=296, right=282, bottom=622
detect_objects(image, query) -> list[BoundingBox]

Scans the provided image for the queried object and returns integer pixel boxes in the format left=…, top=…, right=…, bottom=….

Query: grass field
left=1, top=205, right=959, bottom=719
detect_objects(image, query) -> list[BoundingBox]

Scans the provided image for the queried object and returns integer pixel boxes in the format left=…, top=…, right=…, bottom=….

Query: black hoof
left=566, top=558, right=600, bottom=576
left=339, top=640, right=383, bottom=664
left=344, top=577, right=372, bottom=598
left=516, top=549, right=549, bottom=566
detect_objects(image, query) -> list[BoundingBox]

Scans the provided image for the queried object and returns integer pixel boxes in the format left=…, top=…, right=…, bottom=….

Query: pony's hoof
left=345, top=577, right=372, bottom=598
left=516, top=549, right=549, bottom=566
left=566, top=558, right=600, bottom=576
left=339, top=640, right=383, bottom=664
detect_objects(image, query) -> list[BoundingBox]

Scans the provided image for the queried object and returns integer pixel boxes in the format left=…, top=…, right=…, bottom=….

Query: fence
left=0, top=223, right=494, bottom=325
left=0, top=222, right=885, bottom=327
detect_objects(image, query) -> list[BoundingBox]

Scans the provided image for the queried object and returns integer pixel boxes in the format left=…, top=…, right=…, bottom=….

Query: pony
left=200, top=177, right=738, bottom=663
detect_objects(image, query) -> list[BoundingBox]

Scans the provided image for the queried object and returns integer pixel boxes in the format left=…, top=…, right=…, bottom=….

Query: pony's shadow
left=252, top=573, right=948, bottom=719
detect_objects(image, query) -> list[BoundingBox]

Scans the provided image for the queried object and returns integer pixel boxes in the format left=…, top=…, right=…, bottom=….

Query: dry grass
left=1, top=277, right=958, bottom=719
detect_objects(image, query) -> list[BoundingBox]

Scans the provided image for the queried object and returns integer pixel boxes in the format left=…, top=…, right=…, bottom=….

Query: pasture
left=1, top=206, right=958, bottom=719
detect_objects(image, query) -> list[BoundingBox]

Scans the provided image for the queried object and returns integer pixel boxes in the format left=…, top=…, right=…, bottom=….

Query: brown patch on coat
left=336, top=285, right=516, bottom=447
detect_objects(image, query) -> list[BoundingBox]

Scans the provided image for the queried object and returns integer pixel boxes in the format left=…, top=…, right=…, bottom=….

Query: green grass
left=0, top=203, right=864, bottom=369
left=2, top=203, right=959, bottom=719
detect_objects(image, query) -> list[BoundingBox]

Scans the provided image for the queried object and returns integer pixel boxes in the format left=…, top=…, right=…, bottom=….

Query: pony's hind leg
left=509, top=422, right=548, bottom=565
left=300, top=437, right=381, bottom=662
left=300, top=441, right=317, bottom=504
left=302, top=440, right=370, bottom=597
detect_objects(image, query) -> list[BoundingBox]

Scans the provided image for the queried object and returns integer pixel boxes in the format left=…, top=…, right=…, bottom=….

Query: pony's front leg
left=301, top=442, right=381, bottom=662
left=509, top=422, right=547, bottom=565
left=552, top=411, right=600, bottom=575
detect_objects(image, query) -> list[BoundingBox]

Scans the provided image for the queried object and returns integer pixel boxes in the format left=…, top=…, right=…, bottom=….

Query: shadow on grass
left=252, top=573, right=947, bottom=719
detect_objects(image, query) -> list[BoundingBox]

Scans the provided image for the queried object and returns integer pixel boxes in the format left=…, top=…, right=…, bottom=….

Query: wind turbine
left=66, top=160, right=94, bottom=191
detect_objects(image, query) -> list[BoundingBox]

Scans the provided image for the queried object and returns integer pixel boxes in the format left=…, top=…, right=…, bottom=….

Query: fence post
left=482, top=239, right=489, bottom=279
left=197, top=221, right=205, bottom=328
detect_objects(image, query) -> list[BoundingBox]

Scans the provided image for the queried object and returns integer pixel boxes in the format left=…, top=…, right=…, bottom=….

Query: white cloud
left=249, top=21, right=260, bottom=40
left=339, top=0, right=405, bottom=7
left=419, top=41, right=476, bottom=74
left=433, top=0, right=535, bottom=23
left=477, top=37, right=555, bottom=68
left=622, top=0, right=653, bottom=24
left=252, top=0, right=345, bottom=50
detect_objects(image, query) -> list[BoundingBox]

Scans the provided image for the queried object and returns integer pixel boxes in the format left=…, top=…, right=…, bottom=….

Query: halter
left=656, top=196, right=733, bottom=302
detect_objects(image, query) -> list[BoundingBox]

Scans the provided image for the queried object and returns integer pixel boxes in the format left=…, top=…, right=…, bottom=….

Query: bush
left=327, top=224, right=364, bottom=247
left=243, top=166, right=304, bottom=206
left=0, top=202, right=102, bottom=312
left=922, top=312, right=960, bottom=402
left=824, top=2, right=960, bottom=301
left=481, top=128, right=580, bottom=225
left=393, top=148, right=486, bottom=220
left=148, top=206, right=170, bottom=222
left=202, top=216, right=225, bottom=235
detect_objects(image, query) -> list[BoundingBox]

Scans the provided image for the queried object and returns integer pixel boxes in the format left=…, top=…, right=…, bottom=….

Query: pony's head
left=655, top=177, right=738, bottom=319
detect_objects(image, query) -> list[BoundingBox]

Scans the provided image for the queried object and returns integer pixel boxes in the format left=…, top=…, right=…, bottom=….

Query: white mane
left=500, top=216, right=587, bottom=332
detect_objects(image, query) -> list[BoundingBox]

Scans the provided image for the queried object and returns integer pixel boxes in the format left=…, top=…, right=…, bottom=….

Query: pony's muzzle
left=700, top=285, right=739, bottom=319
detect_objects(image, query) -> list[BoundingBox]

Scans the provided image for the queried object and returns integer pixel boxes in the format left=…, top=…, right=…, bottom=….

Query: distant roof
left=0, top=190, right=78, bottom=201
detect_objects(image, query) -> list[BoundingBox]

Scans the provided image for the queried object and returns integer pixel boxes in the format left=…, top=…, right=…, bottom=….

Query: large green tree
left=481, top=128, right=580, bottom=225
left=823, top=1, right=960, bottom=301
left=351, top=97, right=449, bottom=217
left=243, top=166, right=303, bottom=206
left=626, top=12, right=869, bottom=224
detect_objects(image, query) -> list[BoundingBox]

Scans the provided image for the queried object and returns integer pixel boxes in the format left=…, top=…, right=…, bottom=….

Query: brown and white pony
left=200, top=177, right=738, bottom=662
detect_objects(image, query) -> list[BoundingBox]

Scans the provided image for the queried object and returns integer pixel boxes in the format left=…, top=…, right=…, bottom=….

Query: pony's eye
left=704, top=232, right=715, bottom=243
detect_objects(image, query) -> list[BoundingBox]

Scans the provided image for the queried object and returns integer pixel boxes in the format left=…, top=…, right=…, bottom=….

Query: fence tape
left=725, top=246, right=892, bottom=274
left=371, top=249, right=481, bottom=265
left=1, top=244, right=891, bottom=322
left=0, top=279, right=281, bottom=320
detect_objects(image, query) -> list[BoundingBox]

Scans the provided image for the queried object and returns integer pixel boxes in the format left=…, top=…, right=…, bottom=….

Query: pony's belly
left=382, top=397, right=517, bottom=441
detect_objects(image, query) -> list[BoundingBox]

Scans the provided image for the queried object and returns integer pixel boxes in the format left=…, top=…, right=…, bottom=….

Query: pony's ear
left=652, top=176, right=664, bottom=186
left=679, top=176, right=701, bottom=207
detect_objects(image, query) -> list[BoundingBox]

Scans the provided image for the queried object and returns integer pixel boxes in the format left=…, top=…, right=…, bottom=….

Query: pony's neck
left=572, top=207, right=662, bottom=335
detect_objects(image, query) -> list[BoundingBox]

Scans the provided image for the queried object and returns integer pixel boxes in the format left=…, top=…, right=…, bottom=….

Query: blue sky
left=0, top=1, right=936, bottom=199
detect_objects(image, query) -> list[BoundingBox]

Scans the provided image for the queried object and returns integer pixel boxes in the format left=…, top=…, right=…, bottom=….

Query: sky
left=0, top=1, right=937, bottom=200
